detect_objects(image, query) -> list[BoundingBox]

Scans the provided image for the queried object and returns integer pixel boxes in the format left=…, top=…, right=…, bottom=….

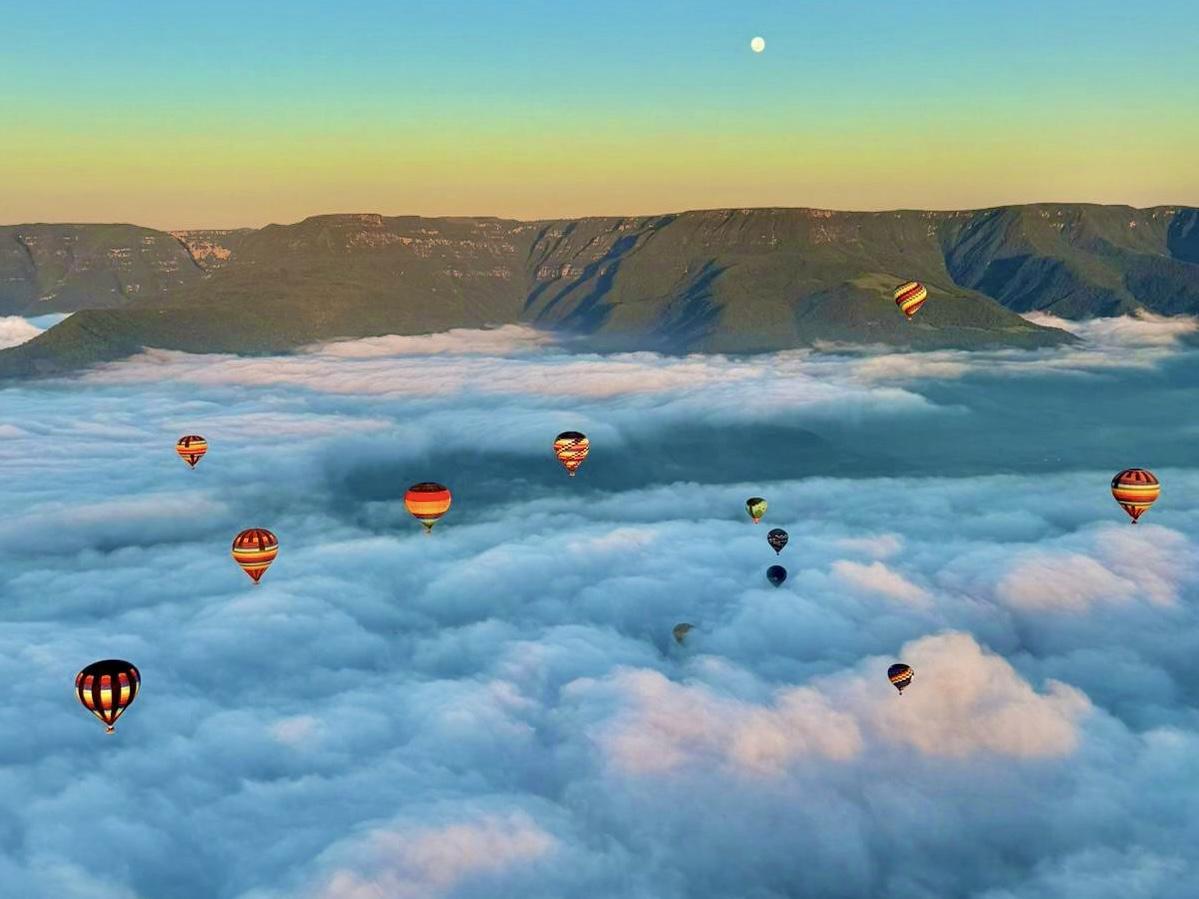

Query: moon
left=750, top=36, right=765, bottom=53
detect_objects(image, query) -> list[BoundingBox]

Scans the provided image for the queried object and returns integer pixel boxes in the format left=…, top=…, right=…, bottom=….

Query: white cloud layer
left=3, top=320, right=1199, bottom=898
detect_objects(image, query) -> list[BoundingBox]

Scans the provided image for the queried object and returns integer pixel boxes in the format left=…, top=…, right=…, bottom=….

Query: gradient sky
left=3, top=0, right=1197, bottom=228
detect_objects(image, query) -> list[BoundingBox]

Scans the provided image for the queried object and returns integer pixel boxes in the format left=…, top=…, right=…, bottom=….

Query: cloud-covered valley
left=2, top=317, right=1198, bottom=898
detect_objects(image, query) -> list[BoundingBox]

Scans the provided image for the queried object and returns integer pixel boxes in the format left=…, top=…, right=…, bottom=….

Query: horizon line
left=2, top=200, right=1195, bottom=233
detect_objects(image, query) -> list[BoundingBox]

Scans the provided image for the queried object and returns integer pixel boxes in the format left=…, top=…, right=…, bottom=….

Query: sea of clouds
left=1, top=312, right=1198, bottom=898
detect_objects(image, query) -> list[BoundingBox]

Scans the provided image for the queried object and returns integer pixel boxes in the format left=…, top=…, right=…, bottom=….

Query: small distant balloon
left=405, top=482, right=452, bottom=532
left=553, top=431, right=590, bottom=477
left=893, top=281, right=928, bottom=319
left=673, top=623, right=695, bottom=645
left=232, top=528, right=278, bottom=584
left=750, top=36, right=766, bottom=53
left=767, top=565, right=787, bottom=587
left=888, top=663, right=914, bottom=695
left=767, top=528, right=789, bottom=555
left=75, top=659, right=140, bottom=734
left=176, top=434, right=207, bottom=469
left=1111, top=469, right=1160, bottom=524
left=746, top=497, right=767, bottom=524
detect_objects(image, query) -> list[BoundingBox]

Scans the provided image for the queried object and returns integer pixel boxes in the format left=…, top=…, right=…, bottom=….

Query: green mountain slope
left=2, top=204, right=1196, bottom=377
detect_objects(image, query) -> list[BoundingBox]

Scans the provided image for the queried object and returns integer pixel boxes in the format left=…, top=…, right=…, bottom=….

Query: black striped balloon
left=888, top=663, right=914, bottom=694
left=75, top=659, right=140, bottom=733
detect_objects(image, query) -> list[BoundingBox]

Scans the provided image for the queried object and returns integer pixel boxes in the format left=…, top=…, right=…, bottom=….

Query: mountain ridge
left=2, top=204, right=1197, bottom=378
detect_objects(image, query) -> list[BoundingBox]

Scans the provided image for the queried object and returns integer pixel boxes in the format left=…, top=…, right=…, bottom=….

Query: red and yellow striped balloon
left=893, top=281, right=928, bottom=318
left=553, top=431, right=590, bottom=477
left=1111, top=469, right=1160, bottom=523
left=232, top=528, right=279, bottom=583
left=176, top=434, right=208, bottom=469
left=405, top=482, right=452, bottom=532
left=75, top=659, right=140, bottom=734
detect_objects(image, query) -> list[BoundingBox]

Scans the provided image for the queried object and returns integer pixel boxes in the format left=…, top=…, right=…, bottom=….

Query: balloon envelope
left=176, top=434, right=207, bottom=469
left=553, top=431, right=590, bottom=477
left=746, top=497, right=767, bottom=524
left=766, top=528, right=789, bottom=554
left=75, top=659, right=140, bottom=733
left=1111, top=468, right=1160, bottom=523
left=766, top=565, right=787, bottom=587
left=673, top=623, right=695, bottom=644
left=888, top=663, right=914, bottom=693
left=232, top=528, right=278, bottom=583
left=405, top=482, right=452, bottom=531
left=893, top=281, right=928, bottom=318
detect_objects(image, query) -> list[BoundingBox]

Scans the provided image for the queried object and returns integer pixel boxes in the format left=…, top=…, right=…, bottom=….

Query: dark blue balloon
left=766, top=565, right=787, bottom=587
left=767, top=528, right=789, bottom=555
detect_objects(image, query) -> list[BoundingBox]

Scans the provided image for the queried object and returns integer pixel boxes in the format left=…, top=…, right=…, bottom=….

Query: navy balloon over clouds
left=2, top=315, right=1199, bottom=897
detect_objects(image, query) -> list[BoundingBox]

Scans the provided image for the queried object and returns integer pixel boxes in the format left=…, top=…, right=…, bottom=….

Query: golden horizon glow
left=2, top=2, right=1196, bottom=229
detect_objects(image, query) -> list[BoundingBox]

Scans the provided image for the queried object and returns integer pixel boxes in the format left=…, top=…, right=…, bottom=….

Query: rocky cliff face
left=2, top=204, right=1197, bottom=377
left=168, top=230, right=246, bottom=271
left=0, top=224, right=203, bottom=315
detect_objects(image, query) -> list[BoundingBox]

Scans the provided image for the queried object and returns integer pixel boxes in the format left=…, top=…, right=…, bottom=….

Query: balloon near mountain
left=893, top=281, right=928, bottom=318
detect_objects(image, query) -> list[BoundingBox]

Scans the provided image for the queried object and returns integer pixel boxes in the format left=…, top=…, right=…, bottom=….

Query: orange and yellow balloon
left=405, top=482, right=452, bottom=532
left=176, top=435, right=208, bottom=469
left=553, top=431, right=590, bottom=477
left=1111, top=469, right=1160, bottom=523
left=232, top=528, right=279, bottom=583
left=893, top=281, right=928, bottom=318
left=75, top=659, right=140, bottom=734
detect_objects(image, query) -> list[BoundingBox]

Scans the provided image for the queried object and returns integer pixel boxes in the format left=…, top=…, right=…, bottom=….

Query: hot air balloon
left=746, top=497, right=767, bottom=524
left=405, top=482, right=452, bottom=532
left=888, top=663, right=914, bottom=695
left=893, top=281, right=928, bottom=319
left=767, top=565, right=787, bottom=587
left=553, top=431, right=590, bottom=477
left=176, top=435, right=207, bottom=469
left=1111, top=469, right=1160, bottom=524
left=767, top=528, right=789, bottom=555
left=673, top=623, right=695, bottom=645
left=75, top=659, right=140, bottom=734
left=232, top=528, right=278, bottom=584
